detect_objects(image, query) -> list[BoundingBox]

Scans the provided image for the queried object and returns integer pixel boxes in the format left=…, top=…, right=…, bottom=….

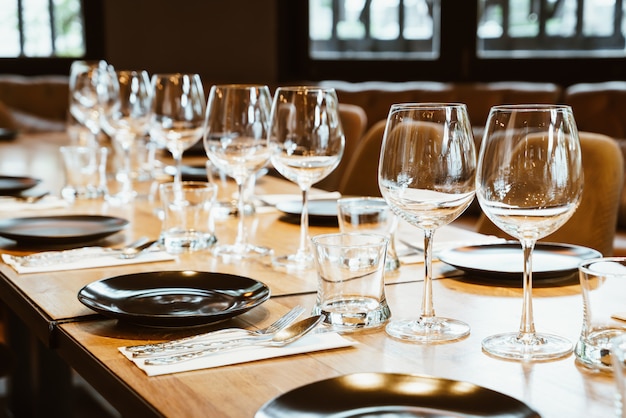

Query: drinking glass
left=68, top=60, right=114, bottom=146
left=203, top=84, right=272, bottom=259
left=149, top=73, right=206, bottom=185
left=101, top=70, right=152, bottom=203
left=269, top=86, right=345, bottom=270
left=378, top=103, right=476, bottom=343
left=476, top=104, right=583, bottom=360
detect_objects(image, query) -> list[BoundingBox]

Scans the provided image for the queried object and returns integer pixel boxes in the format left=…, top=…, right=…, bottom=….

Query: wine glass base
left=272, top=253, right=314, bottom=271
left=212, top=243, right=272, bottom=262
left=482, top=332, right=573, bottom=361
left=385, top=317, right=470, bottom=344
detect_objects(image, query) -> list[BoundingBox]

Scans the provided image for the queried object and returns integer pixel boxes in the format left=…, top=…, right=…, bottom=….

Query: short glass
left=159, top=181, right=217, bottom=254
left=576, top=257, right=626, bottom=371
left=337, top=197, right=400, bottom=272
left=59, top=145, right=108, bottom=201
left=311, top=232, right=391, bottom=331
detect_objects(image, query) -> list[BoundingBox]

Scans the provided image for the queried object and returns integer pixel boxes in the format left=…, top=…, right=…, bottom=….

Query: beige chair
left=316, top=103, right=368, bottom=192
left=338, top=119, right=387, bottom=197
left=477, top=131, right=624, bottom=256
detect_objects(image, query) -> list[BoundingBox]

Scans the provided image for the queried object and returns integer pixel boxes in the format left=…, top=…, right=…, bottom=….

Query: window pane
left=23, top=0, right=53, bottom=56
left=54, top=0, right=85, bottom=56
left=477, top=0, right=626, bottom=58
left=309, top=0, right=439, bottom=60
left=0, top=1, right=20, bottom=57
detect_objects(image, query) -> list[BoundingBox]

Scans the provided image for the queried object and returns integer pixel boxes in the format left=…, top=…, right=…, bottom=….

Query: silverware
left=8, top=237, right=156, bottom=267
left=142, top=315, right=324, bottom=366
left=127, top=305, right=305, bottom=354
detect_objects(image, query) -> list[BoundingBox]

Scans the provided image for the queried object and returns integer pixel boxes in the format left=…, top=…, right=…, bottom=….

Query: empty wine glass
left=203, top=84, right=273, bottom=259
left=378, top=103, right=476, bottom=343
left=68, top=59, right=113, bottom=146
left=269, top=86, right=345, bottom=270
left=101, top=70, right=152, bottom=203
left=476, top=104, right=583, bottom=360
left=149, top=73, right=206, bottom=185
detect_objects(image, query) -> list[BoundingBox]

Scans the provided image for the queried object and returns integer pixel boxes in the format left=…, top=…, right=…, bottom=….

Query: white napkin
left=119, top=331, right=356, bottom=376
left=0, top=196, right=68, bottom=211
left=1, top=247, right=176, bottom=274
left=258, top=191, right=342, bottom=207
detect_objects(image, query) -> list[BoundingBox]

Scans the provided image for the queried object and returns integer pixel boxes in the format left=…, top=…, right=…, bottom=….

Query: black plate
left=0, top=175, right=40, bottom=195
left=0, top=128, right=17, bottom=141
left=438, top=241, right=601, bottom=281
left=256, top=372, right=539, bottom=417
left=0, top=215, right=128, bottom=245
left=78, top=271, right=271, bottom=328
left=276, top=199, right=338, bottom=226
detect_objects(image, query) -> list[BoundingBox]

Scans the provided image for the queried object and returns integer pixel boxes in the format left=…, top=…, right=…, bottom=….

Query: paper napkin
left=120, top=331, right=356, bottom=376
left=2, top=247, right=176, bottom=274
left=0, top=195, right=68, bottom=211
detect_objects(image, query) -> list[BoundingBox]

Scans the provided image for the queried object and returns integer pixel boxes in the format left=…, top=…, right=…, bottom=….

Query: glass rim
left=489, top=104, right=573, bottom=112
left=274, top=86, right=337, bottom=93
left=389, top=102, right=467, bottom=110
left=578, top=256, right=626, bottom=274
left=159, top=181, right=216, bottom=190
left=311, top=232, right=389, bottom=248
left=210, top=83, right=270, bottom=90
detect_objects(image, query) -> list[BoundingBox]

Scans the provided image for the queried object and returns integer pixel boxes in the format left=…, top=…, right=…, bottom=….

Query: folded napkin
left=258, top=191, right=342, bottom=207
left=0, top=195, right=68, bottom=211
left=2, top=247, right=176, bottom=274
left=119, top=331, right=356, bottom=376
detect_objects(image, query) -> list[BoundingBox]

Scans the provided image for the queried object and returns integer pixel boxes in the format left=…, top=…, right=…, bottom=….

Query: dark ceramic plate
left=0, top=175, right=40, bottom=195
left=276, top=199, right=339, bottom=226
left=0, top=215, right=128, bottom=245
left=437, top=241, right=601, bottom=281
left=78, top=271, right=271, bottom=328
left=256, top=372, right=539, bottom=418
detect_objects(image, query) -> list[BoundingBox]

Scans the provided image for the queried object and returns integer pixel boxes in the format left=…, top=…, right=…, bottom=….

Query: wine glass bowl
left=149, top=73, right=206, bottom=185
left=101, top=69, right=152, bottom=203
left=476, top=104, right=583, bottom=360
left=203, top=84, right=273, bottom=260
left=269, top=86, right=345, bottom=270
left=378, top=103, right=476, bottom=343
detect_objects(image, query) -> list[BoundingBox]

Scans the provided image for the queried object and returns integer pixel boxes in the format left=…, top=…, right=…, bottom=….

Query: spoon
left=142, top=315, right=324, bottom=366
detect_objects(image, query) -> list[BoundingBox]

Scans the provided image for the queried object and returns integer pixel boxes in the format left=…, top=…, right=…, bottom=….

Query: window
left=279, top=0, right=626, bottom=85
left=0, top=0, right=104, bottom=75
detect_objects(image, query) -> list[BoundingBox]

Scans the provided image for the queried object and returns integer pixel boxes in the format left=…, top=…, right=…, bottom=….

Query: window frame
left=0, top=0, right=105, bottom=76
left=277, top=0, right=626, bottom=86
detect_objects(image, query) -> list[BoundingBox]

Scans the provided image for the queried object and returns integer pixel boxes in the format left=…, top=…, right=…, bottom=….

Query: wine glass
left=101, top=70, right=152, bottom=203
left=378, top=103, right=476, bottom=343
left=203, top=84, right=273, bottom=259
left=149, top=73, right=206, bottom=185
left=269, top=86, right=345, bottom=270
left=476, top=104, right=583, bottom=360
left=68, top=60, right=112, bottom=146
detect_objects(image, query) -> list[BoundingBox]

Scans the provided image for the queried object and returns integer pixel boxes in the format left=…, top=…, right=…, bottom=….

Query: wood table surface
left=0, top=131, right=618, bottom=418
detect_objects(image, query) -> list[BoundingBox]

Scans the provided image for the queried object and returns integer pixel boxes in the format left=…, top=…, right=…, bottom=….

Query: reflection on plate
left=78, top=271, right=271, bottom=328
left=256, top=372, right=539, bottom=418
left=0, top=175, right=40, bottom=195
left=276, top=199, right=338, bottom=226
left=438, top=241, right=601, bottom=281
left=0, top=215, right=128, bottom=245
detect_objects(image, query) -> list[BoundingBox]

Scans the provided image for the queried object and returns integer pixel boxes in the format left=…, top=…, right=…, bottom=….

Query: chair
left=476, top=131, right=624, bottom=256
left=315, top=103, right=368, bottom=192
left=338, top=119, right=387, bottom=197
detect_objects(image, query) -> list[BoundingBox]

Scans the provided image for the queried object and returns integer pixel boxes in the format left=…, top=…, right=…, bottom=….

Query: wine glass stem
left=121, top=147, right=132, bottom=196
left=421, top=228, right=435, bottom=319
left=519, top=240, right=537, bottom=337
left=297, top=188, right=310, bottom=258
left=172, top=152, right=182, bottom=185
left=234, top=179, right=248, bottom=248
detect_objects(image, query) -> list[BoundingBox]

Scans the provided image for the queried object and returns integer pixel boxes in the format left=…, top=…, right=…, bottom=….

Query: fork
left=125, top=305, right=306, bottom=355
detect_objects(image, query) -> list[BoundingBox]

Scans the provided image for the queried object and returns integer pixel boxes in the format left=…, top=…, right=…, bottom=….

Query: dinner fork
left=126, top=305, right=305, bottom=355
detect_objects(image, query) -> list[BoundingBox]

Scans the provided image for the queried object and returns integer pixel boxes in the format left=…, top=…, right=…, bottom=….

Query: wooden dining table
left=0, top=131, right=617, bottom=418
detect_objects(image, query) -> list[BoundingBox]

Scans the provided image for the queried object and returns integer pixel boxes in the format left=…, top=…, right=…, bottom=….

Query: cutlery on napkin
left=119, top=330, right=356, bottom=376
left=0, top=195, right=68, bottom=211
left=1, top=244, right=176, bottom=273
